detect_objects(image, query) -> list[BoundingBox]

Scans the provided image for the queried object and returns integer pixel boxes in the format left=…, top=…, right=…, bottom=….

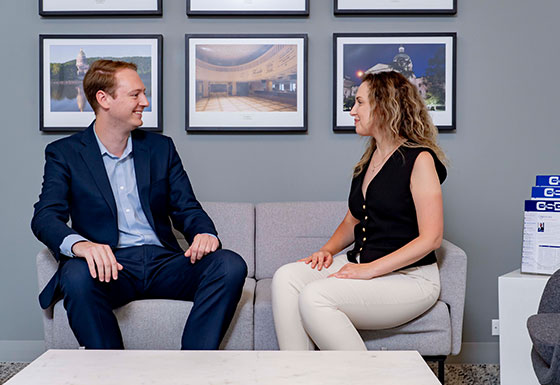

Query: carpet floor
left=0, top=362, right=500, bottom=384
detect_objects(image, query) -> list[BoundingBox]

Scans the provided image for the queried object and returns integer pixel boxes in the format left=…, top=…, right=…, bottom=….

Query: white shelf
left=498, top=269, right=550, bottom=385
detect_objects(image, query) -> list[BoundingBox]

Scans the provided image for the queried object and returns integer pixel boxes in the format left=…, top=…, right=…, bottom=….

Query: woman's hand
left=298, top=251, right=333, bottom=271
left=328, top=263, right=375, bottom=280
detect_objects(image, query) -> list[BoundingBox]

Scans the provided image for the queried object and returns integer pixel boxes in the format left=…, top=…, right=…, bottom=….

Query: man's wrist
left=60, top=234, right=89, bottom=257
left=71, top=240, right=89, bottom=257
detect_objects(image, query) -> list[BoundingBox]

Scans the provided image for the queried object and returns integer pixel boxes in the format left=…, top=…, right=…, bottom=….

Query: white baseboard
left=0, top=341, right=46, bottom=362
left=447, top=342, right=499, bottom=364
left=0, top=340, right=499, bottom=364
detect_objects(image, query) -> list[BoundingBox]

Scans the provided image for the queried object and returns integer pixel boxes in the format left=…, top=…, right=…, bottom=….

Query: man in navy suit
left=31, top=59, right=247, bottom=350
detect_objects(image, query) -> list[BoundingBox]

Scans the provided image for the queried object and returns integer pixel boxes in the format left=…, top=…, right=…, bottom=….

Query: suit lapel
left=132, top=132, right=156, bottom=231
left=80, top=122, right=117, bottom=218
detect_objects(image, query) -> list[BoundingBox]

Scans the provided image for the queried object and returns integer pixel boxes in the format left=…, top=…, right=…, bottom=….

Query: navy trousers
left=59, top=246, right=247, bottom=350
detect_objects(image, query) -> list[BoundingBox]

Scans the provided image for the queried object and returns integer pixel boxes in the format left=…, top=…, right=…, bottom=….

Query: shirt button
left=120, top=186, right=124, bottom=190
left=125, top=209, right=131, bottom=213
left=362, top=204, right=366, bottom=210
left=362, top=227, right=366, bottom=232
left=359, top=247, right=363, bottom=251
left=365, top=216, right=368, bottom=220
left=362, top=237, right=366, bottom=242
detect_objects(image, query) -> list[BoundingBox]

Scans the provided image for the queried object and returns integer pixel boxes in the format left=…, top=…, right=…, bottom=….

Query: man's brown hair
left=83, top=59, right=138, bottom=113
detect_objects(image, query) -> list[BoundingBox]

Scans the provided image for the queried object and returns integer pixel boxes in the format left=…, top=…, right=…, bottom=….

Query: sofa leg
left=423, top=355, right=446, bottom=384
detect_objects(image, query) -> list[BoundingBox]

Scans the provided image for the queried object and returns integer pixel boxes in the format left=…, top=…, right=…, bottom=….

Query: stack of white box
left=522, top=175, right=560, bottom=275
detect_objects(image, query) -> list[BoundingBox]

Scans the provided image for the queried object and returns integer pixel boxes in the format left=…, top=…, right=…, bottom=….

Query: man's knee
left=208, top=249, right=247, bottom=287
left=59, top=259, right=97, bottom=298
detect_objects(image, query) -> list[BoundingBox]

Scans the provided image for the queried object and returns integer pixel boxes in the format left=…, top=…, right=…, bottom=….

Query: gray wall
left=1, top=0, right=558, bottom=362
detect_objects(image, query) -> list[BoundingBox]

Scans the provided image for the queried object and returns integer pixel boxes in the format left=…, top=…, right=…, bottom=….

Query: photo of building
left=343, top=43, right=445, bottom=111
left=195, top=44, right=298, bottom=112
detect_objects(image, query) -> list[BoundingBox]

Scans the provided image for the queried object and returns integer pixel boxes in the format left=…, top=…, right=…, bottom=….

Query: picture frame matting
left=333, top=32, right=457, bottom=132
left=39, top=0, right=162, bottom=17
left=334, top=0, right=457, bottom=15
left=39, top=34, right=163, bottom=132
left=186, top=34, right=308, bottom=133
left=187, top=0, right=309, bottom=16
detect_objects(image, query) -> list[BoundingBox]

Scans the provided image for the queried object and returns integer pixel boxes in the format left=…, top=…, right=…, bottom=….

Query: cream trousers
left=271, top=254, right=440, bottom=350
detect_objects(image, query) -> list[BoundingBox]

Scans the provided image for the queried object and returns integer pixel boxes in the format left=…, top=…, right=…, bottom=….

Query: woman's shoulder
left=400, top=143, right=447, bottom=184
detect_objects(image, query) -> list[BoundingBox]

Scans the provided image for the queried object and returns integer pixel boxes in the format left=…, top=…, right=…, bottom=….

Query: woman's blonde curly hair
left=353, top=71, right=446, bottom=177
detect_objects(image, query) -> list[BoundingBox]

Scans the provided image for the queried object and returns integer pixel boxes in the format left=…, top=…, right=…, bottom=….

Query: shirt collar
left=93, top=123, right=133, bottom=160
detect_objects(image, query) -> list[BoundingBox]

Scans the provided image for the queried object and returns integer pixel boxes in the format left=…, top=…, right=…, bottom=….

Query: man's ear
left=96, top=90, right=111, bottom=111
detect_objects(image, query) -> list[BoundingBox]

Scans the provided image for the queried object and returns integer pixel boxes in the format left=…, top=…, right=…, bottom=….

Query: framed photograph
left=40, top=34, right=163, bottom=132
left=334, top=0, right=456, bottom=15
left=187, top=0, right=309, bottom=16
left=333, top=33, right=456, bottom=132
left=39, top=0, right=162, bottom=17
left=186, top=34, right=308, bottom=133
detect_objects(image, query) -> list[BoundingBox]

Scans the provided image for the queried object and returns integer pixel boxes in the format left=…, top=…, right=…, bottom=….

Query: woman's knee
left=271, top=262, right=302, bottom=291
left=298, top=281, right=333, bottom=314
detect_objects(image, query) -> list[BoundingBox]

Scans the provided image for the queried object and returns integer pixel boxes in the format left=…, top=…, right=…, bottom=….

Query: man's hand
left=298, top=250, right=333, bottom=271
left=328, top=263, right=374, bottom=280
left=184, top=234, right=219, bottom=264
left=72, top=241, right=123, bottom=282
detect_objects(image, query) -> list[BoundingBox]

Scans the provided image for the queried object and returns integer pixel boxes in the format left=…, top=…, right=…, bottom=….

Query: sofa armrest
left=36, top=248, right=58, bottom=347
left=436, top=239, right=467, bottom=355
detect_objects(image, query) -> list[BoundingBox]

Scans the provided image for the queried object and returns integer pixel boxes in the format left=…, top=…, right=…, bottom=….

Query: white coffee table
left=6, top=349, right=440, bottom=385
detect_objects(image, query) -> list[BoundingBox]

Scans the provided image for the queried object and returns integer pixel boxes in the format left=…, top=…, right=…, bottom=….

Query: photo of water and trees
left=49, top=44, right=152, bottom=112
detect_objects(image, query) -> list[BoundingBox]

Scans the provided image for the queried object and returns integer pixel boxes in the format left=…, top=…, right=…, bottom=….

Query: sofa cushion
left=255, top=202, right=348, bottom=280
left=254, top=278, right=451, bottom=355
left=173, top=202, right=255, bottom=278
left=528, top=313, right=560, bottom=366
left=51, top=278, right=256, bottom=350
left=359, top=301, right=451, bottom=355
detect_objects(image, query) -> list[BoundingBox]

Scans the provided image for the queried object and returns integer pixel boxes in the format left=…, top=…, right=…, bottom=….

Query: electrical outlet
left=492, top=319, right=500, bottom=336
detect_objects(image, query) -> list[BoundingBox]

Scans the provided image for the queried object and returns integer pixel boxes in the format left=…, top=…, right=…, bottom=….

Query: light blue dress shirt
left=60, top=128, right=162, bottom=255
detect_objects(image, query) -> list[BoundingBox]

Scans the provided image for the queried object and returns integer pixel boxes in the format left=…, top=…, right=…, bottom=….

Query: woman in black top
left=271, top=71, right=447, bottom=350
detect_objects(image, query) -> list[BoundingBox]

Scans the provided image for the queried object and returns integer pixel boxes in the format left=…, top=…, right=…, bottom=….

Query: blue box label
left=536, top=175, right=560, bottom=186
left=532, top=187, right=560, bottom=199
left=526, top=200, right=560, bottom=212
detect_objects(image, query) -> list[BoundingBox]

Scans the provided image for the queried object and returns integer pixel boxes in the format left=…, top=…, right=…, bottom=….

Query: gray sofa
left=37, top=201, right=466, bottom=364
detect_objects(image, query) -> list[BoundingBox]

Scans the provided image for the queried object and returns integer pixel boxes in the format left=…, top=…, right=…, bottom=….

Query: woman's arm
left=299, top=209, right=359, bottom=270
left=330, top=151, right=443, bottom=279
left=321, top=209, right=359, bottom=255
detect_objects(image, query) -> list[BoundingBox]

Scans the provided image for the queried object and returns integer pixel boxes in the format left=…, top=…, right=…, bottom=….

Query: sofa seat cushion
left=360, top=301, right=451, bottom=355
left=52, top=278, right=256, bottom=350
left=528, top=313, right=560, bottom=365
left=254, top=278, right=451, bottom=355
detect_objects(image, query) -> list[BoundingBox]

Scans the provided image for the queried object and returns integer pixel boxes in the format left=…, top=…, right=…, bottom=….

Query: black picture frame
left=187, top=0, right=309, bottom=16
left=334, top=0, right=456, bottom=16
left=333, top=32, right=457, bottom=132
left=39, top=0, right=162, bottom=17
left=185, top=34, right=308, bottom=133
left=39, top=34, right=163, bottom=132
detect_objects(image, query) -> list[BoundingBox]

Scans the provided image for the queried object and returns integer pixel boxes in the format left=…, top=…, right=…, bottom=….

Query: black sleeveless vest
left=347, top=145, right=447, bottom=268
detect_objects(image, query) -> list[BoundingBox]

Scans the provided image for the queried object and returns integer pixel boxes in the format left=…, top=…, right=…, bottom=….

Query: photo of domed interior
left=195, top=44, right=298, bottom=112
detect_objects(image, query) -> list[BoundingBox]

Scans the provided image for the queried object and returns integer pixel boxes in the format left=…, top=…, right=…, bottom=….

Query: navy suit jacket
left=32, top=122, right=218, bottom=309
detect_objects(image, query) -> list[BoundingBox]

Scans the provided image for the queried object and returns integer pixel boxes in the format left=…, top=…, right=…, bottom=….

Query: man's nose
left=140, top=93, right=149, bottom=107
